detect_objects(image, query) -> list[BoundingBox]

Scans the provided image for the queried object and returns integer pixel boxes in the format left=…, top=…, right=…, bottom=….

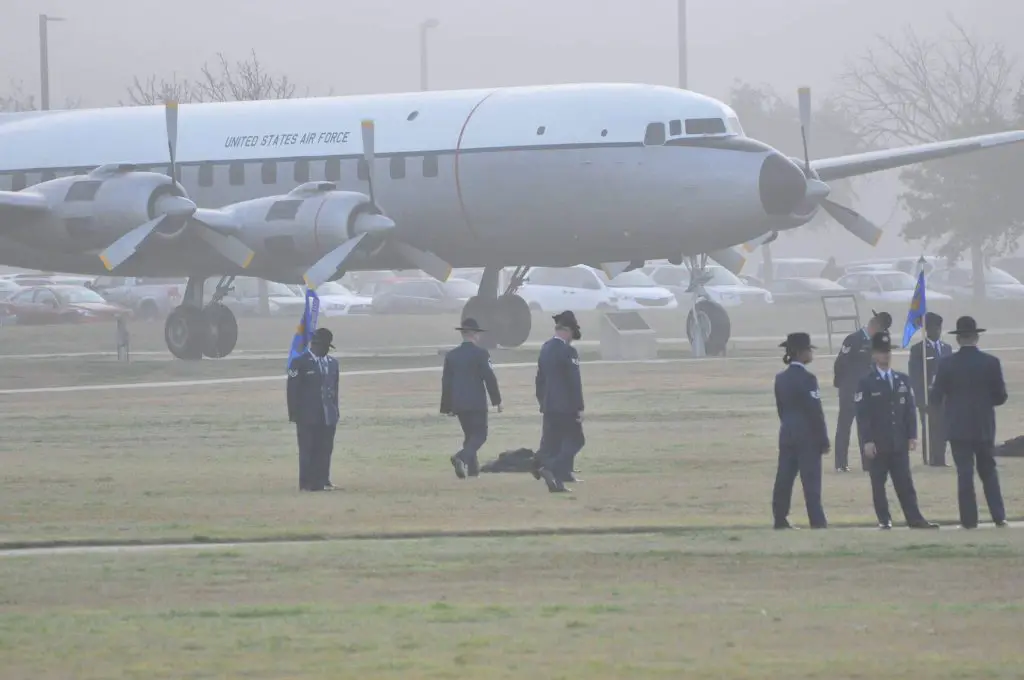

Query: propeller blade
left=303, top=232, right=369, bottom=289
left=194, top=225, right=255, bottom=269
left=361, top=119, right=376, bottom=204
left=821, top=199, right=884, bottom=246
left=390, top=240, right=452, bottom=282
left=165, top=100, right=179, bottom=183
left=600, top=261, right=632, bottom=279
left=352, top=211, right=395, bottom=236
left=709, top=247, right=747, bottom=275
left=742, top=232, right=776, bottom=252
left=797, top=86, right=812, bottom=172
left=805, top=178, right=830, bottom=201
left=98, top=215, right=167, bottom=271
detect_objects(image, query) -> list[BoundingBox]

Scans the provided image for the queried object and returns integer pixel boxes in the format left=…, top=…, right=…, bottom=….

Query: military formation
left=286, top=305, right=1010, bottom=526
left=774, top=313, right=1010, bottom=530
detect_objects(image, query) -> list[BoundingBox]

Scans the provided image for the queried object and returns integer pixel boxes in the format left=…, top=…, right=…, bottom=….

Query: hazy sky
left=2, top=0, right=1023, bottom=259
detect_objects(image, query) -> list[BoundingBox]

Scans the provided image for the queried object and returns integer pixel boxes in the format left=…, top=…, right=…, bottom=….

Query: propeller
left=301, top=119, right=453, bottom=288
left=796, top=87, right=884, bottom=246
left=98, top=100, right=256, bottom=272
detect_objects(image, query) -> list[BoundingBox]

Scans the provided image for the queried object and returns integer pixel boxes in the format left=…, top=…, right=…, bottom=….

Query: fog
left=2, top=0, right=1023, bottom=264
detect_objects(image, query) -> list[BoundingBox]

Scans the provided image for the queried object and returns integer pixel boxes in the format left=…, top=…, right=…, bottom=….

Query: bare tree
left=1, top=79, right=79, bottom=111
left=838, top=18, right=1024, bottom=299
left=121, top=73, right=201, bottom=106
left=196, top=50, right=298, bottom=102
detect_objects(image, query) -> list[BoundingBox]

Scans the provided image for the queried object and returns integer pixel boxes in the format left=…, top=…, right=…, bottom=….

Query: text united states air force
left=223, top=131, right=351, bottom=149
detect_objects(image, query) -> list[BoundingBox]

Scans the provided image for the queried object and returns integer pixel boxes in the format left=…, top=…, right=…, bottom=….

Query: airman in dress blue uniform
left=771, top=332, right=829, bottom=529
left=440, top=318, right=503, bottom=479
left=534, top=311, right=585, bottom=493
left=908, top=312, right=953, bottom=466
left=833, top=310, right=891, bottom=472
left=930, top=316, right=1009, bottom=529
left=855, top=331, right=938, bottom=529
left=287, top=327, right=340, bottom=492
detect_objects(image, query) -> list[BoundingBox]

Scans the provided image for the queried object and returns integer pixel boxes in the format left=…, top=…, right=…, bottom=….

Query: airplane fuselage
left=0, top=83, right=807, bottom=282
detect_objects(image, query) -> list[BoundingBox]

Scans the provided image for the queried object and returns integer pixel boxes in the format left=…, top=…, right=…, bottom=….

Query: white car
left=314, top=281, right=374, bottom=315
left=927, top=265, right=1024, bottom=300
left=518, top=265, right=676, bottom=312
left=836, top=270, right=953, bottom=303
left=645, top=263, right=773, bottom=308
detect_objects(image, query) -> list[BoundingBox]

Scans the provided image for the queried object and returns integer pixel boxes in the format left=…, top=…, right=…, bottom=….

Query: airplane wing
left=811, top=130, right=1024, bottom=183
left=0, top=191, right=49, bottom=223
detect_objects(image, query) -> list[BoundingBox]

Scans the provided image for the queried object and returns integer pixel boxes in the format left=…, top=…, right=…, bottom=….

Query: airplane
left=1, top=82, right=1022, bottom=359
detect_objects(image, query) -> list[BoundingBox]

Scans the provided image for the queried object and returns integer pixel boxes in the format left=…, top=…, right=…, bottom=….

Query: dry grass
left=2, top=531, right=1024, bottom=679
left=1, top=346, right=1023, bottom=545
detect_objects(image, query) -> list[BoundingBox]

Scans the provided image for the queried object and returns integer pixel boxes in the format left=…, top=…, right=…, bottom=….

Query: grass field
left=2, top=314, right=1024, bottom=678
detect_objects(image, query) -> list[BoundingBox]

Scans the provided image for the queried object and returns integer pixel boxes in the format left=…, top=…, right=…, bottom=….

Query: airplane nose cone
left=758, top=153, right=807, bottom=216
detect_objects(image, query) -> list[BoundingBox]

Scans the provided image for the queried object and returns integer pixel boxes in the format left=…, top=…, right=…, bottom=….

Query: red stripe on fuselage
left=454, top=91, right=497, bottom=240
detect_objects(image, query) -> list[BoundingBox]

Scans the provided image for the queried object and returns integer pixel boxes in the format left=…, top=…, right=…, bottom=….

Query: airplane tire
left=202, top=303, right=238, bottom=359
left=165, top=306, right=207, bottom=360
left=495, top=294, right=532, bottom=348
left=686, top=299, right=731, bottom=356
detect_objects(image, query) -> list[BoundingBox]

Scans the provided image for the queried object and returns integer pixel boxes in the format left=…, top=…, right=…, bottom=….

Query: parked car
left=595, top=269, right=678, bottom=310
left=836, top=270, right=952, bottom=304
left=518, top=265, right=675, bottom=312
left=756, top=258, right=828, bottom=281
left=644, top=263, right=773, bottom=308
left=767, top=277, right=852, bottom=304
left=0, top=285, right=131, bottom=325
left=928, top=265, right=1024, bottom=300
left=371, top=277, right=478, bottom=314
left=89, top=276, right=184, bottom=320
left=315, top=281, right=374, bottom=315
left=208, top=277, right=305, bottom=317
left=0, top=279, right=21, bottom=301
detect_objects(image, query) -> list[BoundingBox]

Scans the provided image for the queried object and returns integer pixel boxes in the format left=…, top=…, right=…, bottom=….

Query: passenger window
left=390, top=156, right=406, bottom=180
left=537, top=126, right=546, bottom=135
left=643, top=122, right=666, bottom=146
left=41, top=170, right=56, bottom=182
left=669, top=119, right=682, bottom=136
left=198, top=163, right=214, bottom=187
left=261, top=161, right=277, bottom=185
left=12, top=173, right=26, bottom=191
left=357, top=159, right=369, bottom=181
left=422, top=154, right=439, bottom=178
left=229, top=162, right=245, bottom=186
left=685, top=118, right=728, bottom=135
left=324, top=158, right=341, bottom=182
left=294, top=160, right=310, bottom=183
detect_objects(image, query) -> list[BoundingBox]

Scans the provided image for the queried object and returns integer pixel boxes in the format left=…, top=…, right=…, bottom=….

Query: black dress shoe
left=995, top=520, right=1009, bottom=528
left=878, top=521, right=892, bottom=530
left=774, top=522, right=797, bottom=530
left=909, top=520, right=940, bottom=529
left=450, top=456, right=466, bottom=479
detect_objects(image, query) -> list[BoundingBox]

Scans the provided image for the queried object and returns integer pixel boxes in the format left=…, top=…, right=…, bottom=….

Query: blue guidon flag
left=901, top=270, right=927, bottom=348
left=287, top=288, right=320, bottom=370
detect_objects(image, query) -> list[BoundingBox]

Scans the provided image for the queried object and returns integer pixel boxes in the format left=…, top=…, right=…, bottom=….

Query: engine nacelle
left=8, top=165, right=184, bottom=253
left=215, top=183, right=383, bottom=262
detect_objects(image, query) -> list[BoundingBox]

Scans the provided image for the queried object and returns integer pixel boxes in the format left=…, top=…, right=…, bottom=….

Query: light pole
left=39, top=13, right=65, bottom=110
left=419, top=18, right=439, bottom=91
left=677, top=0, right=687, bottom=89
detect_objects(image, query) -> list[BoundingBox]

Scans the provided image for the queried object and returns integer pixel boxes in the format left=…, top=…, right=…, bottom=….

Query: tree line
left=2, top=18, right=1024, bottom=291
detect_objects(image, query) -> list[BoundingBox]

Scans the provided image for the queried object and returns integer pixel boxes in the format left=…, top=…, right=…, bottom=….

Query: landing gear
left=461, top=266, right=533, bottom=349
left=684, top=255, right=732, bottom=356
left=164, top=275, right=240, bottom=360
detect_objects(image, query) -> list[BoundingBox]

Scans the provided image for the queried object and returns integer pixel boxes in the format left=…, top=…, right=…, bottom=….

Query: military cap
left=553, top=310, right=580, bottom=329
left=455, top=318, right=486, bottom=332
left=311, top=327, right=335, bottom=348
left=779, top=332, right=815, bottom=351
left=924, top=311, right=943, bottom=328
left=871, top=331, right=892, bottom=352
left=950, top=315, right=986, bottom=336
left=871, top=309, right=893, bottom=330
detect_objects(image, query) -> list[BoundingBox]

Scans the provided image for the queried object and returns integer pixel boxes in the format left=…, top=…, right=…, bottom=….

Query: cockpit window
left=644, top=122, right=666, bottom=146
left=669, top=119, right=682, bottom=136
left=685, top=118, right=728, bottom=135
left=727, top=116, right=745, bottom=136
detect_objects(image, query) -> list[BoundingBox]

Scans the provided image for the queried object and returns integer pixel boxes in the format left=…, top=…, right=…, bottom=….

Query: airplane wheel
left=495, top=294, right=532, bottom=348
left=686, top=299, right=731, bottom=356
left=165, top=306, right=207, bottom=360
left=202, top=303, right=238, bottom=359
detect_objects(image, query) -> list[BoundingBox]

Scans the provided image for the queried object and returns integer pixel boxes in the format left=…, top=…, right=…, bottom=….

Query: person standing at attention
left=908, top=312, right=953, bottom=466
left=833, top=310, right=892, bottom=472
left=855, top=331, right=938, bottom=529
left=534, top=311, right=585, bottom=493
left=930, top=316, right=1009, bottom=529
left=287, top=328, right=340, bottom=492
left=771, top=332, right=829, bottom=530
left=440, top=318, right=502, bottom=479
